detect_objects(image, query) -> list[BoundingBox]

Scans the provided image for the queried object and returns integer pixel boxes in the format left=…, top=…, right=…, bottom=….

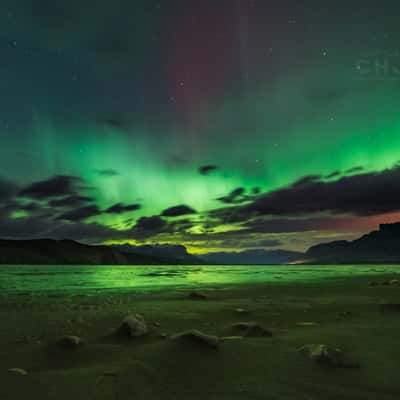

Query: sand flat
left=1, top=274, right=400, bottom=399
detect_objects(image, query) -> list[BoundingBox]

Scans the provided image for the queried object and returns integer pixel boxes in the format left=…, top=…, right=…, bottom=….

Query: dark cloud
left=49, top=195, right=94, bottom=208
left=134, top=216, right=166, bottom=231
left=127, top=216, right=167, bottom=239
left=253, top=238, right=282, bottom=247
left=217, top=187, right=246, bottom=204
left=0, top=211, right=122, bottom=243
left=244, top=165, right=400, bottom=217
left=19, top=175, right=84, bottom=200
left=48, top=221, right=122, bottom=244
left=346, top=166, right=364, bottom=174
left=199, top=165, right=219, bottom=175
left=325, top=171, right=341, bottom=179
left=58, top=205, right=101, bottom=222
left=167, top=218, right=194, bottom=233
left=105, top=203, right=141, bottom=214
left=240, top=218, right=337, bottom=234
left=18, top=202, right=41, bottom=212
left=94, top=169, right=120, bottom=177
left=161, top=205, right=197, bottom=217
left=291, top=175, right=322, bottom=187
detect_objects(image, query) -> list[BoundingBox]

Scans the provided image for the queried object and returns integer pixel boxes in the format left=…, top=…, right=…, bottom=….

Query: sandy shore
left=1, top=274, right=400, bottom=399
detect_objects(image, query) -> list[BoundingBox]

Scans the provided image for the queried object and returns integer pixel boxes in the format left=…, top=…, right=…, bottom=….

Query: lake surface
left=0, top=264, right=399, bottom=295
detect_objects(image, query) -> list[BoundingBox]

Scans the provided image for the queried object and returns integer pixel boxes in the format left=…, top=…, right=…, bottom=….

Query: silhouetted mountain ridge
left=201, top=249, right=304, bottom=265
left=0, top=239, right=195, bottom=265
left=112, top=243, right=201, bottom=264
left=306, top=222, right=400, bottom=264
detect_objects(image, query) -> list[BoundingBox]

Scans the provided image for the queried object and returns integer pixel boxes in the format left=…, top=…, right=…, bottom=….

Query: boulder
left=231, top=322, right=272, bottom=337
left=171, top=329, right=219, bottom=348
left=7, top=368, right=28, bottom=376
left=116, top=314, right=148, bottom=337
left=56, top=335, right=83, bottom=350
left=187, top=292, right=208, bottom=300
left=298, top=344, right=359, bottom=368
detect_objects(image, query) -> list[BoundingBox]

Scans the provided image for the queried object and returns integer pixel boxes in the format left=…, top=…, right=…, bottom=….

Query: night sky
left=1, top=1, right=400, bottom=254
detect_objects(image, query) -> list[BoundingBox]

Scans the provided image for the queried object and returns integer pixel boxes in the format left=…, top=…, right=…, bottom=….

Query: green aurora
left=1, top=1, right=400, bottom=254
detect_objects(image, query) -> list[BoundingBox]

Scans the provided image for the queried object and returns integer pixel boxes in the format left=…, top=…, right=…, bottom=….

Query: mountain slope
left=306, top=223, right=400, bottom=264
left=0, top=239, right=186, bottom=265
left=201, top=249, right=304, bottom=265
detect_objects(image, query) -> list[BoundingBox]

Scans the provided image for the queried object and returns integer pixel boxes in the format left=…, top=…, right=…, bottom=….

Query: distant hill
left=112, top=243, right=203, bottom=264
left=200, top=249, right=304, bottom=265
left=306, top=222, right=400, bottom=264
left=0, top=239, right=191, bottom=265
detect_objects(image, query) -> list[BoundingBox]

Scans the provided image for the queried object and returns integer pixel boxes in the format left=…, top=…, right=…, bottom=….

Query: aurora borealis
left=1, top=1, right=400, bottom=254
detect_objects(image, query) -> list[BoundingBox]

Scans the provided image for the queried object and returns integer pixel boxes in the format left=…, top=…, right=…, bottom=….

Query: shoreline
left=1, top=273, right=400, bottom=399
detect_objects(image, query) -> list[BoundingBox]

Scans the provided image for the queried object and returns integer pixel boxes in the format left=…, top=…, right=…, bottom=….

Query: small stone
left=231, top=322, right=272, bottom=337
left=187, top=292, right=208, bottom=300
left=8, top=368, right=28, bottom=376
left=171, top=329, right=219, bottom=348
left=296, top=322, right=318, bottom=327
left=235, top=308, right=249, bottom=315
left=298, top=344, right=359, bottom=368
left=116, top=314, right=148, bottom=337
left=389, top=279, right=400, bottom=286
left=56, top=335, right=83, bottom=350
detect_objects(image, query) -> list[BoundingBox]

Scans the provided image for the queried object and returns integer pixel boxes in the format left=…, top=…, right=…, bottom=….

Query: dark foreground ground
left=1, top=274, right=400, bottom=400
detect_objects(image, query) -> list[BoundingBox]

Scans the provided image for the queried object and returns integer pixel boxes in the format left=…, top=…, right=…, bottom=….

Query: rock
left=56, top=335, right=83, bottom=350
left=234, top=308, right=249, bottom=315
left=298, top=344, right=359, bottom=368
left=7, top=368, right=28, bottom=376
left=389, top=279, right=400, bottom=286
left=116, top=314, right=148, bottom=337
left=187, top=291, right=208, bottom=300
left=171, top=329, right=219, bottom=348
left=369, top=281, right=379, bottom=287
left=295, top=322, right=318, bottom=327
left=231, top=322, right=272, bottom=337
